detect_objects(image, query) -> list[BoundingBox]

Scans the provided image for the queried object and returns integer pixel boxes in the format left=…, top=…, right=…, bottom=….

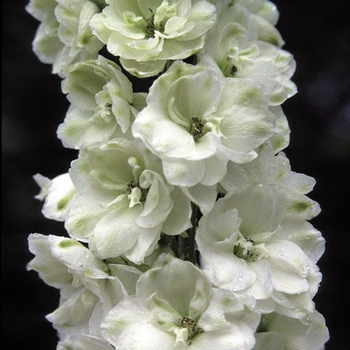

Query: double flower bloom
left=27, top=0, right=329, bottom=348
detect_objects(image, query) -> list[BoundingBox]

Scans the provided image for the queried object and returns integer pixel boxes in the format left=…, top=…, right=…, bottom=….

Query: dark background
left=2, top=1, right=350, bottom=349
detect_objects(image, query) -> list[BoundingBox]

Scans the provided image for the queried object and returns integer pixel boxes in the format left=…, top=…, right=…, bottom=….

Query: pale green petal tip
left=57, top=238, right=80, bottom=249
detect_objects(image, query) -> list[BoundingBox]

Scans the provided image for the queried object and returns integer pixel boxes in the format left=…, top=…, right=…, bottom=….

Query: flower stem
left=185, top=203, right=200, bottom=264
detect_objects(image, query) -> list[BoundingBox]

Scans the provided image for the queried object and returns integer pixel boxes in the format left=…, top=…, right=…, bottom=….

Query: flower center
left=146, top=8, right=165, bottom=37
left=147, top=9, right=156, bottom=36
left=124, top=181, right=148, bottom=203
left=221, top=57, right=238, bottom=77
left=178, top=316, right=203, bottom=341
left=190, top=117, right=204, bottom=140
left=233, top=237, right=267, bottom=262
left=230, top=64, right=238, bottom=76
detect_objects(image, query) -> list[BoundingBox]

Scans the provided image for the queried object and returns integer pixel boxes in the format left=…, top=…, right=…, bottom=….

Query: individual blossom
left=27, top=233, right=138, bottom=340
left=254, top=311, right=329, bottom=350
left=132, top=59, right=274, bottom=187
left=199, top=1, right=296, bottom=106
left=65, top=138, right=192, bottom=264
left=57, top=55, right=146, bottom=149
left=101, top=254, right=260, bottom=349
left=196, top=145, right=325, bottom=322
left=26, top=0, right=106, bottom=76
left=89, top=0, right=217, bottom=77
left=244, top=0, right=284, bottom=47
left=196, top=195, right=324, bottom=322
left=209, top=0, right=283, bottom=47
left=266, top=217, right=325, bottom=322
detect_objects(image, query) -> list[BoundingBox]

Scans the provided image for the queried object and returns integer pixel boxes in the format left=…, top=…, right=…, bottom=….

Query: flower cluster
left=27, top=0, right=329, bottom=349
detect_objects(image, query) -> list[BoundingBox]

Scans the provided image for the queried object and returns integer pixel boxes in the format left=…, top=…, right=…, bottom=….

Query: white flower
left=90, top=0, right=217, bottom=77
left=212, top=0, right=284, bottom=47
left=26, top=0, right=105, bottom=76
left=132, top=59, right=274, bottom=187
left=196, top=172, right=324, bottom=322
left=57, top=55, right=146, bottom=149
left=101, top=254, right=260, bottom=349
left=27, top=233, right=132, bottom=339
left=196, top=196, right=324, bottom=323
left=254, top=311, right=329, bottom=350
left=65, top=138, right=192, bottom=263
left=199, top=2, right=297, bottom=105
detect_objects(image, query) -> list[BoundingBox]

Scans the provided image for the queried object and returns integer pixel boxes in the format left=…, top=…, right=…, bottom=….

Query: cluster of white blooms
left=27, top=0, right=329, bottom=349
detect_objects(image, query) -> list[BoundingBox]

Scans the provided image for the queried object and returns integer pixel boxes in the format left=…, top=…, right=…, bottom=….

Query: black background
left=2, top=1, right=350, bottom=349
